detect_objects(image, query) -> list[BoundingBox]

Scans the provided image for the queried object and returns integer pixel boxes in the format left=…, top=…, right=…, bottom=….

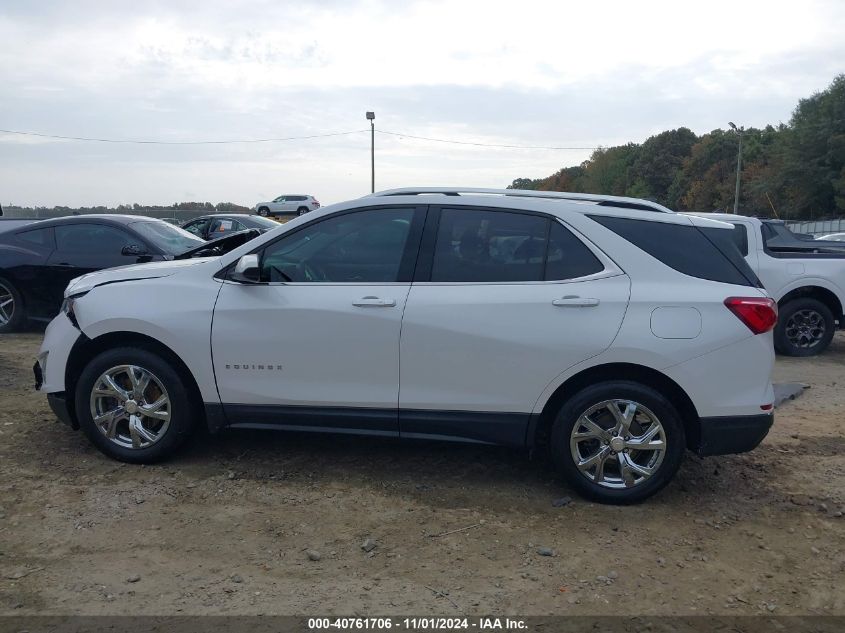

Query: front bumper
left=47, top=391, right=77, bottom=429
left=694, top=413, right=773, bottom=456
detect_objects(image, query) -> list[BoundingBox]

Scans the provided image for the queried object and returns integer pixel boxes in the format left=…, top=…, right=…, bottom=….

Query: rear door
left=398, top=206, right=630, bottom=446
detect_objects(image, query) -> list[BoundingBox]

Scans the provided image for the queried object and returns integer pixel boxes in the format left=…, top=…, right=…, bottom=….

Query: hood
left=65, top=258, right=212, bottom=297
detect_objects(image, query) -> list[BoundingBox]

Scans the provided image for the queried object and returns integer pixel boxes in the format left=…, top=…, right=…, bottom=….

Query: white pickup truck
left=691, top=213, right=845, bottom=356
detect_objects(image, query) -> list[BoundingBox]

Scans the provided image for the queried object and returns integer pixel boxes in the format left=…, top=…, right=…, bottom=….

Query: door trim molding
left=210, top=403, right=530, bottom=447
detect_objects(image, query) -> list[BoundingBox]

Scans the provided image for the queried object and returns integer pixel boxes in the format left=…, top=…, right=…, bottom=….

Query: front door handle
left=552, top=295, right=600, bottom=308
left=352, top=296, right=396, bottom=307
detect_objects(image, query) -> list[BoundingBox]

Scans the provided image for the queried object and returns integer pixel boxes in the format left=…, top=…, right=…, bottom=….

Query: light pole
left=366, top=111, right=375, bottom=193
left=729, top=121, right=744, bottom=214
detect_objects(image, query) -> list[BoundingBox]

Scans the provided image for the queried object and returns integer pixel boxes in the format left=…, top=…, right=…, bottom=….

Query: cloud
left=0, top=0, right=843, bottom=206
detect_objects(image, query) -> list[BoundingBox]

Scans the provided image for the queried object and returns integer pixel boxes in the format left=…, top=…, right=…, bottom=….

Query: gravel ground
left=0, top=331, right=843, bottom=616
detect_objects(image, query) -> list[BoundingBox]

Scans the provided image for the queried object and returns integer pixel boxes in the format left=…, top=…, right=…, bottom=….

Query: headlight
left=62, top=291, right=88, bottom=327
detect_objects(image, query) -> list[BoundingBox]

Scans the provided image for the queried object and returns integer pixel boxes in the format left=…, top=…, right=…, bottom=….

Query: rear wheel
left=550, top=381, right=685, bottom=504
left=75, top=347, right=195, bottom=463
left=774, top=298, right=835, bottom=357
left=0, top=277, right=25, bottom=333
left=297, top=206, right=309, bottom=215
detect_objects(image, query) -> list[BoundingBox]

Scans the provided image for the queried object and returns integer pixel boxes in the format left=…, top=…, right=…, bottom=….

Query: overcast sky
left=1, top=0, right=844, bottom=207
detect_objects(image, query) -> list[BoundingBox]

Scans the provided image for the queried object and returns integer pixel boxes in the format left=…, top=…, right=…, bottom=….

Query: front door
left=46, top=223, right=139, bottom=307
left=211, top=205, right=425, bottom=435
left=398, top=207, right=631, bottom=446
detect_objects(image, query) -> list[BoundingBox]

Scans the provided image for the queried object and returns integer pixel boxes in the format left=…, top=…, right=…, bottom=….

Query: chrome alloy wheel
left=570, top=399, right=666, bottom=489
left=0, top=282, right=15, bottom=326
left=785, top=309, right=826, bottom=349
left=89, top=365, right=171, bottom=449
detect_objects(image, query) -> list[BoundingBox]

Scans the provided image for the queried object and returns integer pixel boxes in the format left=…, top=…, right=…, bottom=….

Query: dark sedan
left=0, top=215, right=205, bottom=332
left=181, top=213, right=279, bottom=241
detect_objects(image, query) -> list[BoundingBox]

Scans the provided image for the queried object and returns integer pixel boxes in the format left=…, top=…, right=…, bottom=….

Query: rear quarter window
left=589, top=215, right=760, bottom=287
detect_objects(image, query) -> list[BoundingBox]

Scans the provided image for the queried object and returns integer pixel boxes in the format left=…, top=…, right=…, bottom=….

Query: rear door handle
left=552, top=295, right=600, bottom=308
left=352, top=296, right=397, bottom=307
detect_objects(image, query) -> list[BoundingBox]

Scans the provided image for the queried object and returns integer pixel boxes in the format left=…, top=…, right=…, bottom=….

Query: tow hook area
left=33, top=360, right=43, bottom=391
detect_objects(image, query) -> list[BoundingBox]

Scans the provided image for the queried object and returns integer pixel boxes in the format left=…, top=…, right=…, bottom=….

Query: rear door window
left=545, top=221, right=604, bottom=280
left=431, top=209, right=547, bottom=282
left=209, top=218, right=237, bottom=235
left=429, top=209, right=604, bottom=283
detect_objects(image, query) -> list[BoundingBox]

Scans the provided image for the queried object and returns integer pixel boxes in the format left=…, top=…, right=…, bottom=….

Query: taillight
left=724, top=297, right=778, bottom=334
left=312, top=199, right=320, bottom=207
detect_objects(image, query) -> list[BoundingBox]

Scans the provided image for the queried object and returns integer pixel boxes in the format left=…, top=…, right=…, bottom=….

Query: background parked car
left=690, top=213, right=845, bottom=356
left=181, top=214, right=279, bottom=241
left=253, top=194, right=320, bottom=218
left=761, top=219, right=845, bottom=251
left=818, top=232, right=845, bottom=242
left=0, top=218, right=40, bottom=233
left=0, top=215, right=204, bottom=332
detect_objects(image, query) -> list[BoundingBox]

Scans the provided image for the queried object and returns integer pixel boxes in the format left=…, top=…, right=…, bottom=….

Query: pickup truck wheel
left=0, top=277, right=25, bottom=333
left=75, top=347, right=195, bottom=463
left=550, top=381, right=685, bottom=504
left=774, top=298, right=834, bottom=357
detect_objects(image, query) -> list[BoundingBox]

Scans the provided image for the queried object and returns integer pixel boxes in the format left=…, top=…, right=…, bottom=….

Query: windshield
left=130, top=221, right=204, bottom=254
left=247, top=215, right=281, bottom=229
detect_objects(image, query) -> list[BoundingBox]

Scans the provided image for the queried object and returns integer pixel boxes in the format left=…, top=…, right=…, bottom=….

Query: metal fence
left=785, top=218, right=845, bottom=236
left=1, top=206, right=234, bottom=223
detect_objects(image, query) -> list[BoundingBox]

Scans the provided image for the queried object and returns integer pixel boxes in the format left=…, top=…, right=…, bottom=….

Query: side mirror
left=230, top=253, right=261, bottom=284
left=122, top=244, right=149, bottom=257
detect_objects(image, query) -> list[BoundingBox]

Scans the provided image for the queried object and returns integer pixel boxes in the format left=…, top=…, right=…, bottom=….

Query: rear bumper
left=694, top=413, right=773, bottom=456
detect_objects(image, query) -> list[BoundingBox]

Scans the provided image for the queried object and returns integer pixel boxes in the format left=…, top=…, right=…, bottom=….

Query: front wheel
left=75, top=347, right=195, bottom=463
left=774, top=298, right=835, bottom=357
left=550, top=381, right=685, bottom=504
left=258, top=207, right=270, bottom=217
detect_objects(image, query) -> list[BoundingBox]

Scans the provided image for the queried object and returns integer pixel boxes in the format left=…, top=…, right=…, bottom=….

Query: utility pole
left=729, top=122, right=743, bottom=214
left=366, top=111, right=375, bottom=193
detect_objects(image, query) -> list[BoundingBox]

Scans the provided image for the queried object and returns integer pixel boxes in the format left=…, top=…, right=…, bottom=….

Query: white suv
left=254, top=194, right=320, bottom=217
left=35, top=188, right=777, bottom=504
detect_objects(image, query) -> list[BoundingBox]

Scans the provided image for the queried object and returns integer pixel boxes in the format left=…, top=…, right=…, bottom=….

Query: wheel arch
left=778, top=285, right=843, bottom=323
left=64, top=331, right=206, bottom=430
left=529, top=362, right=700, bottom=452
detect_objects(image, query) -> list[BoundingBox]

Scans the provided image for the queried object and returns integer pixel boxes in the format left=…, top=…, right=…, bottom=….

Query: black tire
left=774, top=298, right=835, bottom=357
left=0, top=276, right=25, bottom=333
left=550, top=381, right=685, bottom=504
left=258, top=206, right=270, bottom=217
left=297, top=206, right=309, bottom=215
left=75, top=347, right=196, bottom=463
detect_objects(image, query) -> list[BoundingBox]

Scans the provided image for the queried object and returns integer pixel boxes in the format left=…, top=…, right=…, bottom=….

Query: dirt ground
left=0, top=331, right=843, bottom=616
